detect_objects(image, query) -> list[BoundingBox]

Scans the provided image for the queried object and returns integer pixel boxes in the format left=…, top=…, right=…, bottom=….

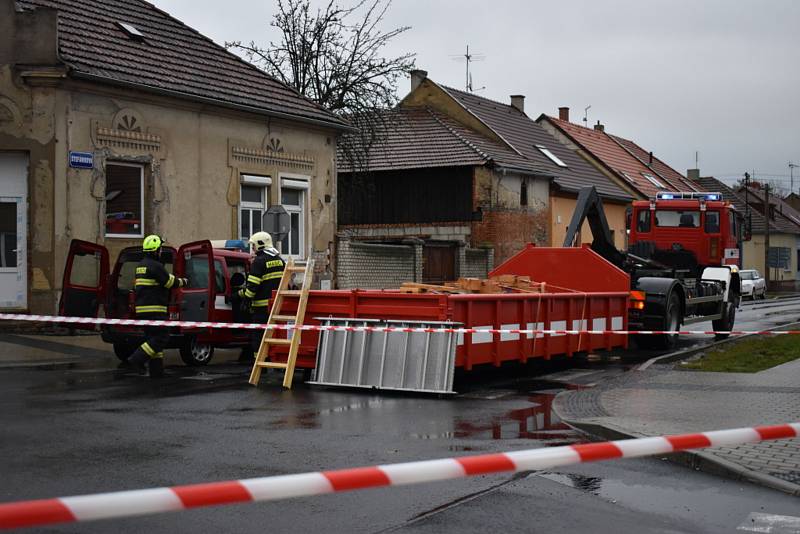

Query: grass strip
left=683, top=334, right=800, bottom=372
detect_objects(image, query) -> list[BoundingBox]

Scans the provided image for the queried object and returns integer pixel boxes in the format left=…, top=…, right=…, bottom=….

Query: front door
left=174, top=241, right=215, bottom=322
left=0, top=153, right=27, bottom=309
left=423, top=243, right=456, bottom=284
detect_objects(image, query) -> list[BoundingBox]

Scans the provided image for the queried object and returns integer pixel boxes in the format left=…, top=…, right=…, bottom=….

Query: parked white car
left=740, top=269, right=766, bottom=299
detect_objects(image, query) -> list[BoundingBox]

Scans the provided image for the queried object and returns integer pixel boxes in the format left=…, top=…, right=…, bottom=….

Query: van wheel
left=179, top=337, right=214, bottom=366
left=113, top=342, right=137, bottom=362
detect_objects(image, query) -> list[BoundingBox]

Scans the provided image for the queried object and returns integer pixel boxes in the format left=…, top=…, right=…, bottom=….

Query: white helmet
left=248, top=231, right=273, bottom=252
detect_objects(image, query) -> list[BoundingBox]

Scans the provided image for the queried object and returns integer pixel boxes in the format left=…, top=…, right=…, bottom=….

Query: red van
left=59, top=239, right=254, bottom=366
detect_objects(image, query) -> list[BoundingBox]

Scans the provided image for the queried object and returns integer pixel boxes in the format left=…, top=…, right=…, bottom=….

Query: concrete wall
left=1, top=10, right=339, bottom=313
left=550, top=193, right=629, bottom=249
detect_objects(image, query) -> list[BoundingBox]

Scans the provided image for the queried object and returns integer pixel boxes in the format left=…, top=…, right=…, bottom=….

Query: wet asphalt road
left=1, top=297, right=800, bottom=533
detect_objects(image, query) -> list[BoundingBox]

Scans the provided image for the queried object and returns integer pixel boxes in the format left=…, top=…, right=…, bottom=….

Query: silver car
left=740, top=269, right=766, bottom=299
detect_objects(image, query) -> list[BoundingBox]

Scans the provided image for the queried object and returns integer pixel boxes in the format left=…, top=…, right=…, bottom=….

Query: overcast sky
left=152, top=0, right=799, bottom=190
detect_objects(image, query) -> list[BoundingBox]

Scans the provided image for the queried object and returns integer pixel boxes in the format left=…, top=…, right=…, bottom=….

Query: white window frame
left=239, top=175, right=272, bottom=241
left=279, top=173, right=310, bottom=259
left=105, top=162, right=145, bottom=238
left=642, top=173, right=666, bottom=189
left=536, top=145, right=568, bottom=168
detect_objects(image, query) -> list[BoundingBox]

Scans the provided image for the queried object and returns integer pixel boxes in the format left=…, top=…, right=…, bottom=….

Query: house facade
left=1, top=0, right=346, bottom=313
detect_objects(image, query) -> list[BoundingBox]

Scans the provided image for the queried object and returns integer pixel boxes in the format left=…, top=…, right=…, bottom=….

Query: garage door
left=0, top=153, right=27, bottom=309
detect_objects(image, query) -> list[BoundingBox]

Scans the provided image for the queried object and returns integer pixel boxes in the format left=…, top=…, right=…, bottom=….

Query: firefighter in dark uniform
left=126, top=235, right=187, bottom=377
left=239, top=231, right=285, bottom=358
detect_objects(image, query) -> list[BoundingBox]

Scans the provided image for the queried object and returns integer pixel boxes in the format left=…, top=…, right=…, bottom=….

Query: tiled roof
left=337, top=107, right=539, bottom=173
left=737, top=186, right=800, bottom=234
left=17, top=0, right=347, bottom=129
left=438, top=86, right=631, bottom=201
left=543, top=116, right=692, bottom=198
left=611, top=135, right=698, bottom=192
left=692, top=177, right=800, bottom=235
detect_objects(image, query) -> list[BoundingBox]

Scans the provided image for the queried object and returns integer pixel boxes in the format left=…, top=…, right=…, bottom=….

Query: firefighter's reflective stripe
left=153, top=351, right=164, bottom=360
left=135, top=305, right=168, bottom=314
left=261, top=272, right=283, bottom=281
left=140, top=342, right=156, bottom=357
left=164, top=274, right=177, bottom=289
left=244, top=288, right=256, bottom=298
left=252, top=299, right=270, bottom=308
left=247, top=275, right=261, bottom=285
left=135, top=279, right=160, bottom=287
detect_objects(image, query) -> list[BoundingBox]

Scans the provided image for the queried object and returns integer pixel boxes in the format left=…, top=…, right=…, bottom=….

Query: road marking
left=737, top=512, right=800, bottom=533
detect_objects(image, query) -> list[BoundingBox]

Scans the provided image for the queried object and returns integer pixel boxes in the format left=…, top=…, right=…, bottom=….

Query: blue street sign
left=69, top=151, right=94, bottom=169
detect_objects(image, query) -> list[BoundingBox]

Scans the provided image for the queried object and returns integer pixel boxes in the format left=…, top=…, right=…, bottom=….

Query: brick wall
left=336, top=236, right=416, bottom=289
left=472, top=207, right=549, bottom=265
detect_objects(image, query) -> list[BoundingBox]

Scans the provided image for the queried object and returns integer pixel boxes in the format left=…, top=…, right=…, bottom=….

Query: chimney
left=648, top=151, right=653, bottom=165
left=558, top=107, right=569, bottom=122
left=510, top=95, right=525, bottom=113
left=594, top=120, right=605, bottom=132
left=410, top=69, right=428, bottom=92
left=687, top=169, right=701, bottom=181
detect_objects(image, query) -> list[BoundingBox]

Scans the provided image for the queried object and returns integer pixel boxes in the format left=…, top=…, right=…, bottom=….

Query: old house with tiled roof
left=336, top=105, right=550, bottom=286
left=1, top=0, right=347, bottom=313
left=401, top=74, right=633, bottom=254
left=538, top=109, right=699, bottom=199
left=687, top=171, right=800, bottom=290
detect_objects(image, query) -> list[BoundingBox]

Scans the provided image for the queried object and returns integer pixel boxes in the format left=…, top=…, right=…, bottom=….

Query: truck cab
left=59, top=239, right=254, bottom=366
left=628, top=192, right=743, bottom=274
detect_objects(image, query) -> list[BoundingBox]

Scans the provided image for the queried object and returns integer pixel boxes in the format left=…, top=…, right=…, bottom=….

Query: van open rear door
left=174, top=240, right=215, bottom=322
left=59, top=240, right=109, bottom=318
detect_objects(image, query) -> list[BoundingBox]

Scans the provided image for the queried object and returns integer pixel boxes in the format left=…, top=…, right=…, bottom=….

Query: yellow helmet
left=248, top=231, right=272, bottom=252
left=142, top=234, right=162, bottom=252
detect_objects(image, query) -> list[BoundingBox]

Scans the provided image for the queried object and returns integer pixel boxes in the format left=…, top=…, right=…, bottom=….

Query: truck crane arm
left=562, top=187, right=628, bottom=269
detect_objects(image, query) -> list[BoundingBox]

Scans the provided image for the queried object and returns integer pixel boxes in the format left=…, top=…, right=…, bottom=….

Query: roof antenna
left=450, top=45, right=485, bottom=92
left=583, top=105, right=591, bottom=128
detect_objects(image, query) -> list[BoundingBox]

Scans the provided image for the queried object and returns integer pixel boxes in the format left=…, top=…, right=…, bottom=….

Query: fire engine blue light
left=224, top=240, right=249, bottom=251
left=658, top=193, right=674, bottom=200
left=705, top=194, right=719, bottom=201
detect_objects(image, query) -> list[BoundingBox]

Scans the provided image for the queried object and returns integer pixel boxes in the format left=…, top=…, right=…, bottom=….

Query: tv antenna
left=450, top=45, right=485, bottom=92
left=583, top=105, right=591, bottom=128
left=790, top=162, right=798, bottom=195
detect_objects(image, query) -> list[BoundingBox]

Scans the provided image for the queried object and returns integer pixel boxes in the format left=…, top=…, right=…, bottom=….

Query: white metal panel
left=0, top=153, right=27, bottom=309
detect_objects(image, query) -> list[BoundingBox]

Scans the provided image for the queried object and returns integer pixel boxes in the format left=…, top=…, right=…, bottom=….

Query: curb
left=636, top=319, right=800, bottom=370
left=560, top=417, right=800, bottom=496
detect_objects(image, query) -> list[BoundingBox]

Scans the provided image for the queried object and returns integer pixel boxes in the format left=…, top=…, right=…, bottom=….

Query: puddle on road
left=413, top=380, right=586, bottom=445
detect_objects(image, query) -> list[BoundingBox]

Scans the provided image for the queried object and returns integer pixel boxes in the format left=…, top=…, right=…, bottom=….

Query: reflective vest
left=243, top=250, right=285, bottom=308
left=134, top=255, right=179, bottom=316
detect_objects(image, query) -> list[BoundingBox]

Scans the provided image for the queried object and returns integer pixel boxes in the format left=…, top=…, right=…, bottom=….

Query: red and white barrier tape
left=0, top=313, right=796, bottom=337
left=0, top=422, right=797, bottom=529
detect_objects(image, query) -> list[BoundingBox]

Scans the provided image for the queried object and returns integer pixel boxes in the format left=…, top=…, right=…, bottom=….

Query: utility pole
left=764, top=182, right=771, bottom=291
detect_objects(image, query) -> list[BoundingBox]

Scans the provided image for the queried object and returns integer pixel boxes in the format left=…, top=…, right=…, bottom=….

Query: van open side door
left=174, top=240, right=215, bottom=322
left=59, top=240, right=109, bottom=318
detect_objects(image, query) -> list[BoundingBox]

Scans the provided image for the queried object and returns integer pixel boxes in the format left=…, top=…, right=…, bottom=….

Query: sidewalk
left=554, top=358, right=800, bottom=495
left=0, top=333, right=110, bottom=367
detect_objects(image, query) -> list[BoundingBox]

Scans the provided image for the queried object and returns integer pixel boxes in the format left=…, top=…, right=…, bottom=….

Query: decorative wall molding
left=231, top=145, right=313, bottom=170
left=96, top=126, right=161, bottom=152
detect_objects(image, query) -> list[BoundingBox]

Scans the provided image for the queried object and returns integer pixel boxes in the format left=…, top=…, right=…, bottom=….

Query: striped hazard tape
left=0, top=313, right=796, bottom=336
left=1, top=423, right=798, bottom=529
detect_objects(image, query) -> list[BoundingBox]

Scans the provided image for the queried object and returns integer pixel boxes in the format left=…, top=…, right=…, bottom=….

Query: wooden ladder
left=249, top=257, right=314, bottom=389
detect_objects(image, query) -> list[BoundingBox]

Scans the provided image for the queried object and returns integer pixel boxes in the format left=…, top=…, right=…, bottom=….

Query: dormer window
left=117, top=22, right=145, bottom=41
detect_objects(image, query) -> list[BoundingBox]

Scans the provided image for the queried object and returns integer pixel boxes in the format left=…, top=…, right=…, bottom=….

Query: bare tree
left=227, top=0, right=414, bottom=115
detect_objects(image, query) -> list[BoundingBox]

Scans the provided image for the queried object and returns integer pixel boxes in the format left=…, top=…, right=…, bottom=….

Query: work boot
left=148, top=358, right=164, bottom=378
left=126, top=350, right=149, bottom=375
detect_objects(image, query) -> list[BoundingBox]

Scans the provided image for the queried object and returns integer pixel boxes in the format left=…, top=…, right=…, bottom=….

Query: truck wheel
left=179, top=337, right=214, bottom=366
left=113, top=342, right=137, bottom=362
left=658, top=292, right=682, bottom=349
left=712, top=299, right=736, bottom=340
